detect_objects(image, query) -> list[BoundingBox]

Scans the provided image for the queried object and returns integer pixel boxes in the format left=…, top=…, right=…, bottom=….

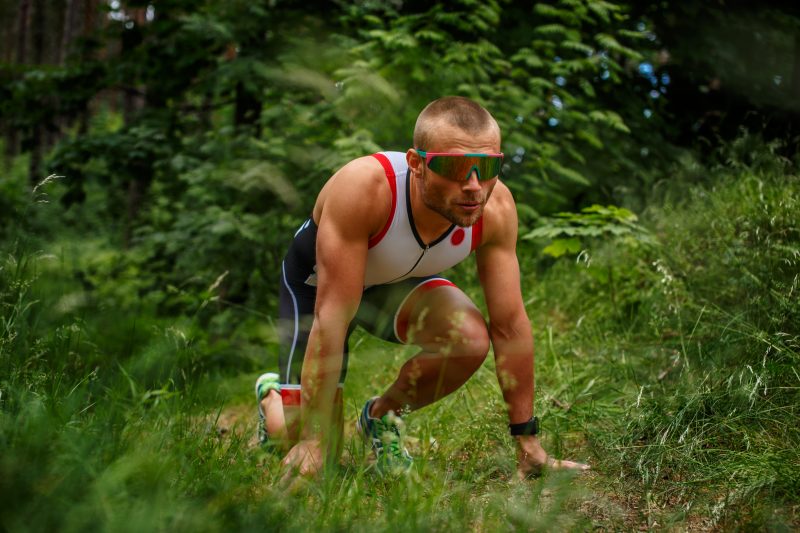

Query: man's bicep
left=314, top=196, right=370, bottom=323
left=476, top=182, right=529, bottom=327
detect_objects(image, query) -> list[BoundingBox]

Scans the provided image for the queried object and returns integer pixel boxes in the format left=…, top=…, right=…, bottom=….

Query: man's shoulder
left=479, top=180, right=518, bottom=248
left=483, top=180, right=517, bottom=223
left=316, top=154, right=396, bottom=232
left=321, top=155, right=386, bottom=200
left=348, top=152, right=408, bottom=180
left=337, top=154, right=386, bottom=179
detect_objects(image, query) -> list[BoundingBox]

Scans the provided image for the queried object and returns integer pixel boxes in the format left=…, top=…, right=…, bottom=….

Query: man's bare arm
left=477, top=182, right=589, bottom=475
left=476, top=183, right=534, bottom=424
left=283, top=158, right=389, bottom=474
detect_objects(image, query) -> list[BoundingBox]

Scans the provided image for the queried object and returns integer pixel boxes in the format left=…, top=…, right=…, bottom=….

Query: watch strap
left=509, top=416, right=539, bottom=436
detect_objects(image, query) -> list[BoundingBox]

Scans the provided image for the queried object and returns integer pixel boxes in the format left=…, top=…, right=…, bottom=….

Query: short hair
left=413, top=96, right=499, bottom=150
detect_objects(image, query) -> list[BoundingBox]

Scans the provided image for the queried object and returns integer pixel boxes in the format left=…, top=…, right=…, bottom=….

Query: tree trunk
left=4, top=1, right=33, bottom=163
left=27, top=0, right=46, bottom=184
left=1, top=2, right=16, bottom=63
left=59, top=0, right=76, bottom=64
left=792, top=32, right=800, bottom=113
left=15, top=0, right=30, bottom=64
left=234, top=81, right=262, bottom=135
left=83, top=0, right=96, bottom=36
left=80, top=0, right=100, bottom=121
left=121, top=4, right=152, bottom=248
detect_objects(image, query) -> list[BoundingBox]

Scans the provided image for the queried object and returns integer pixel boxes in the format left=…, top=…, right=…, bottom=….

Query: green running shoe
left=356, top=397, right=413, bottom=474
left=255, top=372, right=280, bottom=446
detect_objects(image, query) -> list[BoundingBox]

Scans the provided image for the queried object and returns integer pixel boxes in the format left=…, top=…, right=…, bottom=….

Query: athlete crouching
left=256, top=96, right=590, bottom=478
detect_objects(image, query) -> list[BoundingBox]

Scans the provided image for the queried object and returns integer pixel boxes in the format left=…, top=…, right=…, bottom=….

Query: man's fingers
left=547, top=457, right=591, bottom=471
left=279, top=443, right=323, bottom=486
left=516, top=456, right=591, bottom=480
left=279, top=457, right=301, bottom=486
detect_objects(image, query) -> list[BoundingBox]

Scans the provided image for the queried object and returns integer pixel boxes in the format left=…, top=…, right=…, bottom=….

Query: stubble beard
left=420, top=173, right=484, bottom=228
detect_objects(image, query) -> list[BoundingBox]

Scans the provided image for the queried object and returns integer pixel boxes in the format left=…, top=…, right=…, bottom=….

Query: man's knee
left=410, top=288, right=490, bottom=362
left=440, top=308, right=490, bottom=364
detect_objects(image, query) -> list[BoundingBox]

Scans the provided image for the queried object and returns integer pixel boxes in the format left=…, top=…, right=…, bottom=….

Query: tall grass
left=523, top=137, right=799, bottom=529
left=1, top=138, right=798, bottom=530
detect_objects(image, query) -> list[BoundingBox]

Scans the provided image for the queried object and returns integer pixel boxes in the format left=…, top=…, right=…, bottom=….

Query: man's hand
left=281, top=439, right=324, bottom=481
left=515, top=435, right=590, bottom=479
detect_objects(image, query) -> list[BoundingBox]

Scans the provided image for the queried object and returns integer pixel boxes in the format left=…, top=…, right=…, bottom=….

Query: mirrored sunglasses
left=416, top=149, right=504, bottom=182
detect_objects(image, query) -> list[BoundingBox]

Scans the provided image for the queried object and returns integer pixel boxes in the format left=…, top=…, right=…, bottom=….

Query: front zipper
left=385, top=245, right=429, bottom=284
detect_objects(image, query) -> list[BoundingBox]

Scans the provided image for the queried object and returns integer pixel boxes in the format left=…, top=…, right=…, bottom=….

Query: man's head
left=413, top=96, right=501, bottom=152
left=408, top=96, right=502, bottom=227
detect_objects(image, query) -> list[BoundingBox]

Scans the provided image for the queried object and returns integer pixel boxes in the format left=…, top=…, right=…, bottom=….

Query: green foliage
left=2, top=0, right=799, bottom=528
left=6, top=0, right=652, bottom=317
left=517, top=139, right=799, bottom=528
left=524, top=203, right=655, bottom=257
left=0, top=154, right=33, bottom=239
left=2, top=136, right=798, bottom=531
left=335, top=0, right=651, bottom=216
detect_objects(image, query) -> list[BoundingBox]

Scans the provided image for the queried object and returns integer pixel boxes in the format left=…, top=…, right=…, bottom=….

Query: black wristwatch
left=509, top=416, right=539, bottom=436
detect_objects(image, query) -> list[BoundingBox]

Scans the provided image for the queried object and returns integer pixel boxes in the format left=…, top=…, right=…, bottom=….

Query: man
left=256, top=96, right=589, bottom=478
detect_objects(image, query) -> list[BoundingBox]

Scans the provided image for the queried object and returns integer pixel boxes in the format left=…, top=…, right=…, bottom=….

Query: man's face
left=414, top=124, right=501, bottom=228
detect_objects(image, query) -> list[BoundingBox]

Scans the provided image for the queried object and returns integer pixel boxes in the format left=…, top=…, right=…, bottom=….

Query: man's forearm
left=299, top=318, right=347, bottom=440
left=490, top=324, right=535, bottom=424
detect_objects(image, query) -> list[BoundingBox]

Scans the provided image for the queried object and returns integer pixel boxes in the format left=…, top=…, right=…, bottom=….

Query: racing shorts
left=277, top=218, right=457, bottom=403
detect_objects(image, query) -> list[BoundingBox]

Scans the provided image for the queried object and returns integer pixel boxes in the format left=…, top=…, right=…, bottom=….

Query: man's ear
left=406, top=149, right=424, bottom=178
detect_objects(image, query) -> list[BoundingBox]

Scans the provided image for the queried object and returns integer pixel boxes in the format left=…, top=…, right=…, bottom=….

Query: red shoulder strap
left=368, top=153, right=397, bottom=249
left=470, top=216, right=483, bottom=252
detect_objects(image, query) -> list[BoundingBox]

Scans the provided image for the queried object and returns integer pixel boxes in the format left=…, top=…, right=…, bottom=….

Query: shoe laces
left=374, top=413, right=407, bottom=459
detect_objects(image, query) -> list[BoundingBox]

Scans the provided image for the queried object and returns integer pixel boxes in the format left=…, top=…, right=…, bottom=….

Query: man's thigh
left=355, top=277, right=485, bottom=348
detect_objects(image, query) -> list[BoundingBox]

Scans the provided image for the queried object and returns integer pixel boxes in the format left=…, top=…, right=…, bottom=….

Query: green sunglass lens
left=428, top=156, right=502, bottom=181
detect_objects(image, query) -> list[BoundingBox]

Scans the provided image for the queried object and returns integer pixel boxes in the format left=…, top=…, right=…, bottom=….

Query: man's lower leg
left=370, top=348, right=486, bottom=418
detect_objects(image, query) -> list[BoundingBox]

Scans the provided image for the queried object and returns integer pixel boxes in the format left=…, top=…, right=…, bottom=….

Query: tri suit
left=277, top=151, right=483, bottom=404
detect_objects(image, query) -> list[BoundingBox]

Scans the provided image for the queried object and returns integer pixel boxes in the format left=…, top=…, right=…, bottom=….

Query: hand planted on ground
left=515, top=435, right=590, bottom=479
left=280, top=439, right=323, bottom=485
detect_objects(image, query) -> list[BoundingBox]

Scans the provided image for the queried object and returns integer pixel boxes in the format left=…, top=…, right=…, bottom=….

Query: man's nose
left=462, top=170, right=481, bottom=191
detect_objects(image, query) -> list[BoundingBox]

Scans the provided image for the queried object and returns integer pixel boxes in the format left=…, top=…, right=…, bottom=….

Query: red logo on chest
left=450, top=228, right=465, bottom=246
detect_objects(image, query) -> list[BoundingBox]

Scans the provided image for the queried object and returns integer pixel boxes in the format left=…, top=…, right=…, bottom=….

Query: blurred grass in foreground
left=1, top=138, right=798, bottom=530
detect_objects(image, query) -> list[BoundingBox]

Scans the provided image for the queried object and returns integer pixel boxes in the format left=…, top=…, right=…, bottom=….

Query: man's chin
left=429, top=201, right=483, bottom=227
left=451, top=210, right=482, bottom=228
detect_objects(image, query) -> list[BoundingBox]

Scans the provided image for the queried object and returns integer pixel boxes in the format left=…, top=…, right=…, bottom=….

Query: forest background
left=1, top=0, right=799, bottom=530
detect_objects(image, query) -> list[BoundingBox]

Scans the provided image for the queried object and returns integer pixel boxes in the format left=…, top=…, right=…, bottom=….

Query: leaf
left=415, top=29, right=447, bottom=43
left=516, top=202, right=540, bottom=221
left=534, top=4, right=577, bottom=23
left=528, top=77, right=555, bottom=90
left=595, top=33, right=644, bottom=60
left=232, top=161, right=301, bottom=208
left=588, top=110, right=631, bottom=133
left=542, top=238, right=582, bottom=257
left=523, top=226, right=565, bottom=240
left=546, top=160, right=591, bottom=186
left=617, top=29, right=648, bottom=40
left=578, top=79, right=596, bottom=97
left=561, top=40, right=595, bottom=56
left=257, top=66, right=336, bottom=100
left=576, top=129, right=603, bottom=149
left=536, top=24, right=569, bottom=36
left=587, top=1, right=621, bottom=23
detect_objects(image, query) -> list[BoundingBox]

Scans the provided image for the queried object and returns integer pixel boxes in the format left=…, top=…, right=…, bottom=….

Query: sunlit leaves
left=524, top=204, right=656, bottom=257
left=595, top=33, right=643, bottom=60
